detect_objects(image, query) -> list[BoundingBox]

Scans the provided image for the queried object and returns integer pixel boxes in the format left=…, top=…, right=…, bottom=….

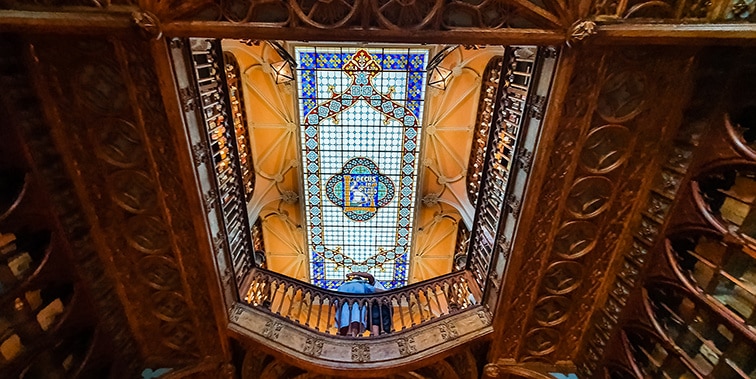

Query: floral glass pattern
left=296, top=46, right=428, bottom=289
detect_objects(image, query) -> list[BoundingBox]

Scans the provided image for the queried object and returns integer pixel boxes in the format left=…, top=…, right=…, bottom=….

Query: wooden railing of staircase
left=241, top=268, right=482, bottom=337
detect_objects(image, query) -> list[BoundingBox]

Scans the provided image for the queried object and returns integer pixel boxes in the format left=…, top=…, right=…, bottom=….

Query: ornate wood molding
left=2, top=6, right=756, bottom=45
left=229, top=303, right=492, bottom=376
left=0, top=35, right=142, bottom=375
left=0, top=9, right=134, bottom=33
left=491, top=46, right=699, bottom=365
left=579, top=47, right=756, bottom=378
left=19, top=34, right=230, bottom=368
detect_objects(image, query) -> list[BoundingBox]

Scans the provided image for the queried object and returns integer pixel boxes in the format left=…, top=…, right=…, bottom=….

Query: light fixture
left=270, top=60, right=294, bottom=84
left=426, top=45, right=458, bottom=91
left=266, top=41, right=297, bottom=84
left=427, top=66, right=453, bottom=90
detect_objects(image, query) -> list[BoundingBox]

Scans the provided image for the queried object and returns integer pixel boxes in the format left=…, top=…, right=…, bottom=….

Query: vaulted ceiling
left=223, top=40, right=503, bottom=287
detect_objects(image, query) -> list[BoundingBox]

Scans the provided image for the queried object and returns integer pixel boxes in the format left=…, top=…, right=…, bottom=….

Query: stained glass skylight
left=296, top=46, right=429, bottom=289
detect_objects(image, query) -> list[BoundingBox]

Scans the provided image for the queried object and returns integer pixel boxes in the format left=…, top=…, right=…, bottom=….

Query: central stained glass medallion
left=325, top=157, right=395, bottom=221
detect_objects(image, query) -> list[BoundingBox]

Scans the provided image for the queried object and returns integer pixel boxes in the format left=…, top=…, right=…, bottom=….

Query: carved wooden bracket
left=191, top=142, right=208, bottom=167
left=488, top=271, right=500, bottom=290
left=483, top=363, right=501, bottom=379
left=567, top=20, right=597, bottom=47
left=179, top=86, right=196, bottom=112
left=497, top=235, right=511, bottom=259
left=131, top=10, right=162, bottom=40
left=203, top=189, right=218, bottom=213
left=213, top=231, right=226, bottom=254
left=506, top=194, right=521, bottom=218
left=528, top=95, right=546, bottom=121
left=517, top=147, right=534, bottom=172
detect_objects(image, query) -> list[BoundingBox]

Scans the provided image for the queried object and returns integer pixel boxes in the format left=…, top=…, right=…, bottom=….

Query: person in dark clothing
left=365, top=275, right=393, bottom=335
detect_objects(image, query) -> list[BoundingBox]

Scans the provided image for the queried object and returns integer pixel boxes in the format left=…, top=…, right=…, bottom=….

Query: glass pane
left=296, top=46, right=429, bottom=289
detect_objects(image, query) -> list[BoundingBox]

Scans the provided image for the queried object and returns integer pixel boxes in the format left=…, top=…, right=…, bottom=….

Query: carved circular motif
left=137, top=255, right=181, bottom=291
left=524, top=327, right=560, bottom=356
left=125, top=215, right=170, bottom=254
left=533, top=295, right=571, bottom=326
left=580, top=124, right=631, bottom=174
left=566, top=176, right=613, bottom=219
left=92, top=118, right=145, bottom=168
left=108, top=170, right=157, bottom=214
left=543, top=261, right=584, bottom=295
left=596, top=71, right=647, bottom=123
left=221, top=0, right=253, bottom=22
left=553, top=221, right=597, bottom=259
left=150, top=290, right=190, bottom=322
left=372, top=0, right=443, bottom=30
left=625, top=3, right=674, bottom=18
left=290, top=0, right=361, bottom=29
left=160, top=320, right=196, bottom=351
left=77, top=63, right=129, bottom=115
left=442, top=2, right=507, bottom=28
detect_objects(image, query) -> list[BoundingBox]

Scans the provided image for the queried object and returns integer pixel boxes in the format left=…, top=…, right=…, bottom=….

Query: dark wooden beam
left=593, top=23, right=756, bottom=45
left=0, top=9, right=134, bottom=34
left=2, top=9, right=756, bottom=46
left=161, top=22, right=566, bottom=45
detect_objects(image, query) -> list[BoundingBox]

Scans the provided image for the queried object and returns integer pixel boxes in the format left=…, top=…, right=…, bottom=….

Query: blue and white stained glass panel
left=296, top=46, right=428, bottom=289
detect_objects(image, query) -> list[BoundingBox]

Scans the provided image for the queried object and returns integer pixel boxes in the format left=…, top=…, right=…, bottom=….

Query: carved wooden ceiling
left=0, top=0, right=754, bottom=378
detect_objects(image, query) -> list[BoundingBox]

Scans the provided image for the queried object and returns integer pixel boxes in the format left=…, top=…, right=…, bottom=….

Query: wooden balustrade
left=242, top=268, right=480, bottom=337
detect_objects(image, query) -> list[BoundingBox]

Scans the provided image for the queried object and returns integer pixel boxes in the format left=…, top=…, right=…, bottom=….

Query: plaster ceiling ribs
left=226, top=40, right=505, bottom=287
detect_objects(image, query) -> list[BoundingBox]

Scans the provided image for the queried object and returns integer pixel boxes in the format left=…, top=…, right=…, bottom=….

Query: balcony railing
left=241, top=268, right=481, bottom=337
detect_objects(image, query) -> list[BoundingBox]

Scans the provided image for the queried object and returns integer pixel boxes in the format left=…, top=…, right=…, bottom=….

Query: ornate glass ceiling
left=296, top=46, right=429, bottom=289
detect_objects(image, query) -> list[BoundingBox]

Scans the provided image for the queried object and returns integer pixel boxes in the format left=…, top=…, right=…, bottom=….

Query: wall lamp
left=266, top=41, right=297, bottom=84
left=426, top=45, right=459, bottom=90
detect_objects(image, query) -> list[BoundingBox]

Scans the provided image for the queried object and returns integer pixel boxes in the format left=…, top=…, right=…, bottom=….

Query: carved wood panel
left=496, top=48, right=604, bottom=359
left=591, top=0, right=755, bottom=22
left=240, top=339, right=483, bottom=378
left=0, top=34, right=143, bottom=375
left=586, top=47, right=756, bottom=378
left=554, top=48, right=695, bottom=363
left=495, top=46, right=697, bottom=365
left=22, top=34, right=228, bottom=367
left=155, top=0, right=567, bottom=30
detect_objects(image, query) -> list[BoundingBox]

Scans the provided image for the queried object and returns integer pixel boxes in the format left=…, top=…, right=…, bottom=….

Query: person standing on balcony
left=370, top=278, right=393, bottom=335
left=335, top=272, right=374, bottom=337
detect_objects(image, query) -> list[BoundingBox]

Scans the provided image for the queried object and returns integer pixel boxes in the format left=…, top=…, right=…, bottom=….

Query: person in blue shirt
left=335, top=272, right=374, bottom=336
